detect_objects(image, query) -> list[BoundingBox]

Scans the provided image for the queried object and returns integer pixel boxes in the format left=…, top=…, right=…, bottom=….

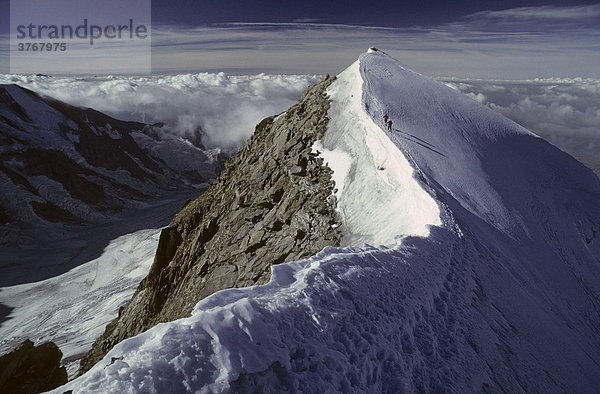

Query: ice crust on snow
left=54, top=51, right=600, bottom=393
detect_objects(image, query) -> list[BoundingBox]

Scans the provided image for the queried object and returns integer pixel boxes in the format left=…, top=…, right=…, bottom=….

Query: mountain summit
left=62, top=50, right=600, bottom=392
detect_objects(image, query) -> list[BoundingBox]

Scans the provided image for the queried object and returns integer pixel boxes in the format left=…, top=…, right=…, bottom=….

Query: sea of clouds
left=0, top=72, right=597, bottom=176
left=0, top=73, right=319, bottom=152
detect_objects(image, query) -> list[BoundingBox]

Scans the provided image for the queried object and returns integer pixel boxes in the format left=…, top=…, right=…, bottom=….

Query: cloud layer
left=2, top=4, right=598, bottom=78
left=1, top=62, right=597, bottom=177
left=0, top=73, right=319, bottom=151
left=147, top=5, right=600, bottom=79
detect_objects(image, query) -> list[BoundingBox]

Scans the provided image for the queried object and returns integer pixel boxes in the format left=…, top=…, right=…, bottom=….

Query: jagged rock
left=78, top=75, right=342, bottom=375
left=0, top=339, right=67, bottom=394
left=150, top=226, right=183, bottom=275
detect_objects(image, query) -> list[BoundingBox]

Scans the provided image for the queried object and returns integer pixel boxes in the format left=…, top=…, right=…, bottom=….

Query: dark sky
left=2, top=0, right=599, bottom=77
left=1, top=0, right=599, bottom=32
left=149, top=0, right=598, bottom=27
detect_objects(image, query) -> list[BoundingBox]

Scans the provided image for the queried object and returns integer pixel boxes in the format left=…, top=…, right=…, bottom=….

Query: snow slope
left=0, top=228, right=160, bottom=377
left=314, top=58, right=441, bottom=246
left=55, top=50, right=600, bottom=393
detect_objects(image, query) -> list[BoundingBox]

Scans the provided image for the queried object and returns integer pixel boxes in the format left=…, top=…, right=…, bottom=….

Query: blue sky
left=150, top=0, right=597, bottom=27
left=1, top=0, right=599, bottom=77
left=4, top=0, right=598, bottom=31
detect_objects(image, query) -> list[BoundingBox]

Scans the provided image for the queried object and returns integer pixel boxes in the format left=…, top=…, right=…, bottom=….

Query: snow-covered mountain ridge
left=58, top=50, right=600, bottom=392
left=77, top=75, right=342, bottom=376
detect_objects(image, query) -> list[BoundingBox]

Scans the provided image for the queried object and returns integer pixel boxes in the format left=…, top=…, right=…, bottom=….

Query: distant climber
left=383, top=113, right=388, bottom=123
left=387, top=119, right=392, bottom=131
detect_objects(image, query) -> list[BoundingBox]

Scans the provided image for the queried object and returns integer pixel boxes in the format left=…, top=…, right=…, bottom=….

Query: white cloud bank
left=0, top=73, right=319, bottom=151
left=1, top=72, right=597, bottom=176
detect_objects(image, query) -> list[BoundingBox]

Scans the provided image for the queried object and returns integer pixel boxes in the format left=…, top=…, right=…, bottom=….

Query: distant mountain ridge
left=0, top=84, right=224, bottom=286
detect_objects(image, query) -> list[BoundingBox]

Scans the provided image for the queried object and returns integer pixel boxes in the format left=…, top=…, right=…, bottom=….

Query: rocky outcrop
left=0, top=339, right=67, bottom=394
left=79, top=75, right=341, bottom=375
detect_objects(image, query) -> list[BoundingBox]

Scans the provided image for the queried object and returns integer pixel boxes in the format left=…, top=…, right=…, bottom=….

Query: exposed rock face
left=79, top=76, right=341, bottom=374
left=0, top=339, right=67, bottom=394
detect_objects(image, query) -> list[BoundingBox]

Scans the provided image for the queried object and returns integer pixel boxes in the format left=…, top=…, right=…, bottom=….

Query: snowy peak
left=358, top=51, right=600, bottom=239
